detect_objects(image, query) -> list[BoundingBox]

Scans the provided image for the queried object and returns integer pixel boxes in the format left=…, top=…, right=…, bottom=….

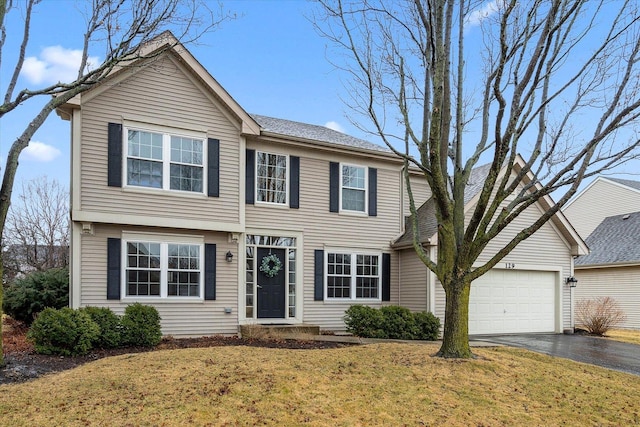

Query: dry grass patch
left=0, top=343, right=639, bottom=426
left=606, top=329, right=640, bottom=345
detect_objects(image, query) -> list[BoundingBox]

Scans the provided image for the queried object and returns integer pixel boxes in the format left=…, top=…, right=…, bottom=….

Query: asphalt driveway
left=474, top=333, right=640, bottom=376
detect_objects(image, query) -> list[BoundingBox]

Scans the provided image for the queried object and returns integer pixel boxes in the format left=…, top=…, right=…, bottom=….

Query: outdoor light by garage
left=566, top=276, right=578, bottom=287
left=225, top=251, right=233, bottom=262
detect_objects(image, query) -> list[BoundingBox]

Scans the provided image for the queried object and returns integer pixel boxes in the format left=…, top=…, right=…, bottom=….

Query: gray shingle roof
left=607, top=177, right=640, bottom=192
left=250, top=114, right=390, bottom=153
left=575, top=211, right=640, bottom=266
left=393, top=162, right=493, bottom=247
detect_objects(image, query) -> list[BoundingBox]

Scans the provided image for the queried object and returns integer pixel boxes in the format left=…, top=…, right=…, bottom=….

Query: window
left=256, top=151, right=288, bottom=204
left=126, top=127, right=205, bottom=193
left=326, top=251, right=380, bottom=300
left=124, top=237, right=203, bottom=299
left=341, top=165, right=367, bottom=212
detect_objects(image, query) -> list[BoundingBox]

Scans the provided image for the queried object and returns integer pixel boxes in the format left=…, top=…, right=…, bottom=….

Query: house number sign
left=505, top=263, right=516, bottom=269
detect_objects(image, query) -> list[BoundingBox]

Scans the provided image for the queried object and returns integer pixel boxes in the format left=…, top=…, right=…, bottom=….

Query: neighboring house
left=572, top=212, right=640, bottom=329
left=563, top=176, right=640, bottom=240
left=56, top=32, right=585, bottom=336
left=392, top=160, right=587, bottom=335
left=563, top=176, right=640, bottom=330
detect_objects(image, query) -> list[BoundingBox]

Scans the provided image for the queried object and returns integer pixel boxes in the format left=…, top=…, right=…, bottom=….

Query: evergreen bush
left=3, top=268, right=69, bottom=325
left=121, top=303, right=162, bottom=347
left=27, top=307, right=100, bottom=356
left=80, top=306, right=122, bottom=349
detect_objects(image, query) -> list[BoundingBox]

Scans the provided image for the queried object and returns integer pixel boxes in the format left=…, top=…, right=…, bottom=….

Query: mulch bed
left=1, top=317, right=350, bottom=385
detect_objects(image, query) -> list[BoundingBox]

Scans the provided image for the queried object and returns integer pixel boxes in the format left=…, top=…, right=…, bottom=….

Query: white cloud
left=22, top=141, right=61, bottom=162
left=465, top=1, right=502, bottom=29
left=325, top=121, right=345, bottom=133
left=20, top=46, right=100, bottom=85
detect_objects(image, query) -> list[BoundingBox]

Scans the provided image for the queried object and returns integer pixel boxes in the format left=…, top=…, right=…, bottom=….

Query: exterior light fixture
left=566, top=276, right=578, bottom=287
left=225, top=251, right=234, bottom=263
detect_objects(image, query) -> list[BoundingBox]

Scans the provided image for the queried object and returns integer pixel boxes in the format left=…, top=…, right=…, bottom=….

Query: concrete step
left=240, top=324, right=321, bottom=339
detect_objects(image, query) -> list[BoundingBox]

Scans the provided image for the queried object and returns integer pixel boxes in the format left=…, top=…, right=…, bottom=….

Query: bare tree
left=0, top=0, right=232, bottom=366
left=315, top=0, right=640, bottom=358
left=2, top=177, right=69, bottom=282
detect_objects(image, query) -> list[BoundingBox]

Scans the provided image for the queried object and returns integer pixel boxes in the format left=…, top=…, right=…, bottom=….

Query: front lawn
left=606, top=329, right=640, bottom=345
left=0, top=343, right=638, bottom=426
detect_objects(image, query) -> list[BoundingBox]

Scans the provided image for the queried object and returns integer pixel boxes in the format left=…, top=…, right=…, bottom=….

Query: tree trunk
left=437, top=278, right=472, bottom=358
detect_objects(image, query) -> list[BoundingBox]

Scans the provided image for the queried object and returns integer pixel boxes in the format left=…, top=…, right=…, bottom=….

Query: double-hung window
left=124, top=235, right=204, bottom=299
left=256, top=151, right=288, bottom=204
left=126, top=126, right=205, bottom=193
left=341, top=165, right=367, bottom=213
left=326, top=251, right=381, bottom=300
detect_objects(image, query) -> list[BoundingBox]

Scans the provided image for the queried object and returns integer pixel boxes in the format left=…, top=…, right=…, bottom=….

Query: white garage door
left=469, top=269, right=556, bottom=335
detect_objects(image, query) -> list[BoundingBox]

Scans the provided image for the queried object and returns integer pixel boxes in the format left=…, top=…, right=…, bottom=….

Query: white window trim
left=339, top=163, right=368, bottom=215
left=324, top=248, right=382, bottom=302
left=121, top=233, right=205, bottom=302
left=255, top=151, right=289, bottom=206
left=122, top=122, right=208, bottom=195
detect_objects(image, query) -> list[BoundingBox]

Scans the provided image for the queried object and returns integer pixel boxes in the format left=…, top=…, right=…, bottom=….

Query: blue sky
left=1, top=0, right=638, bottom=197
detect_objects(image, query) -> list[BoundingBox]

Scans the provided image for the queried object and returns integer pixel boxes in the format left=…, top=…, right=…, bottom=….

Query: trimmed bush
left=576, top=297, right=626, bottom=336
left=27, top=307, right=100, bottom=356
left=3, top=268, right=69, bottom=325
left=413, top=311, right=440, bottom=340
left=344, top=305, right=386, bottom=338
left=344, top=305, right=440, bottom=340
left=80, top=306, right=122, bottom=349
left=380, top=306, right=419, bottom=339
left=121, top=303, right=162, bottom=347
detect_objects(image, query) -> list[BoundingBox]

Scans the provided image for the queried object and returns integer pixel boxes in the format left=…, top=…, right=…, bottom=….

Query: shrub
left=121, top=303, right=162, bottom=347
left=344, top=305, right=440, bottom=340
left=80, top=306, right=122, bottom=349
left=413, top=311, right=440, bottom=340
left=380, top=306, right=419, bottom=339
left=27, top=307, right=100, bottom=356
left=576, top=297, right=626, bottom=336
left=3, top=268, right=69, bottom=325
left=344, top=305, right=386, bottom=338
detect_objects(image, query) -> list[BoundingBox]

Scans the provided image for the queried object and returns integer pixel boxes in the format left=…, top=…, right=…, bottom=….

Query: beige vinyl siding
left=79, top=224, right=239, bottom=337
left=575, top=266, right=640, bottom=329
left=434, top=198, right=573, bottom=332
left=79, top=55, right=241, bottom=224
left=246, top=141, right=402, bottom=330
left=403, top=174, right=432, bottom=220
left=563, top=179, right=640, bottom=239
left=398, top=249, right=429, bottom=312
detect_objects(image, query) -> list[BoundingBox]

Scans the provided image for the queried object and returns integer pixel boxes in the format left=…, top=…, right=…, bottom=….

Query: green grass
left=1, top=343, right=639, bottom=426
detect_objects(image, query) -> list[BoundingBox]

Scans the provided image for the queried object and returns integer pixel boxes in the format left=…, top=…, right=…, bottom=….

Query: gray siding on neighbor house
left=79, top=54, right=242, bottom=225
left=79, top=223, right=240, bottom=337
left=575, top=266, right=640, bottom=329
left=564, top=178, right=640, bottom=239
left=245, top=140, right=403, bottom=330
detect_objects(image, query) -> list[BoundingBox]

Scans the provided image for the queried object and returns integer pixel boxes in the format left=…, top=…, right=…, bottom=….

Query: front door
left=256, top=247, right=286, bottom=318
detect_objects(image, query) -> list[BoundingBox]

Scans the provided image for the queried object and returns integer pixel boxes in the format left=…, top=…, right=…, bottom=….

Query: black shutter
left=205, top=244, right=216, bottom=300
left=314, top=250, right=324, bottom=301
left=290, top=156, right=300, bottom=209
left=246, top=149, right=255, bottom=204
left=329, top=162, right=339, bottom=212
left=107, top=238, right=121, bottom=300
left=368, top=167, right=377, bottom=217
left=108, top=123, right=122, bottom=187
left=207, top=138, right=220, bottom=197
left=382, top=253, right=391, bottom=301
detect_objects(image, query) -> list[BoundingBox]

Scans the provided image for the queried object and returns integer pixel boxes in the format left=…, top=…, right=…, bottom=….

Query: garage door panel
left=469, top=269, right=556, bottom=335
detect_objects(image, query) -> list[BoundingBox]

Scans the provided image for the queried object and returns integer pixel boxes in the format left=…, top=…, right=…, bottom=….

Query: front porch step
left=240, top=324, right=321, bottom=339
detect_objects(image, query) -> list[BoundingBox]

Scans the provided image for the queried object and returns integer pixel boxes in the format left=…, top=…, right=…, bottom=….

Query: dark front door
left=257, top=248, right=286, bottom=318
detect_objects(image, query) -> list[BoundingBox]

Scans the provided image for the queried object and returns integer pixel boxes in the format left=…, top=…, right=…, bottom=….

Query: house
left=392, top=160, right=587, bottom=335
left=571, top=212, right=640, bottom=329
left=563, top=176, right=640, bottom=240
left=563, top=177, right=640, bottom=330
left=56, top=32, right=585, bottom=336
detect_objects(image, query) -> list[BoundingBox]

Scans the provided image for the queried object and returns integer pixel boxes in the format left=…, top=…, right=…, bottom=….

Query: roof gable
left=575, top=211, right=640, bottom=266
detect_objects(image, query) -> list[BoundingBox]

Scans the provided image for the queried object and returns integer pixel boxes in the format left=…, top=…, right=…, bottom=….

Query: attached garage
left=469, top=269, right=558, bottom=335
